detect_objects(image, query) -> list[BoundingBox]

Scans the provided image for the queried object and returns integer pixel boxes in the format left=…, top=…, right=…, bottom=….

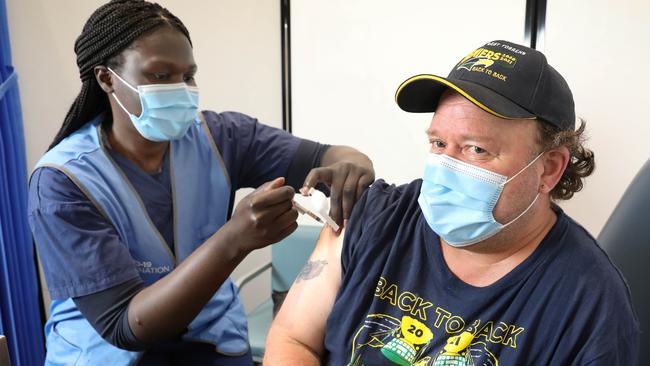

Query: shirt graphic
left=345, top=277, right=518, bottom=366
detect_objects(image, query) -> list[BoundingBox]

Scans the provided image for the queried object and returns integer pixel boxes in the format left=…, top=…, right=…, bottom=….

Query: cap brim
left=395, top=74, right=536, bottom=120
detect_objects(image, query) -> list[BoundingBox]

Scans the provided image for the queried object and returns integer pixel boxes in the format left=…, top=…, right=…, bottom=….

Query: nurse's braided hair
left=49, top=0, right=191, bottom=149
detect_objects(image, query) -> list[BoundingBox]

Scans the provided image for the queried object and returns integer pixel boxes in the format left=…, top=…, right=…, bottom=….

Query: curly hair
left=536, top=118, right=595, bottom=200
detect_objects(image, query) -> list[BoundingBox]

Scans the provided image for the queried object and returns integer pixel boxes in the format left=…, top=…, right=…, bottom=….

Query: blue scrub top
left=28, top=110, right=301, bottom=300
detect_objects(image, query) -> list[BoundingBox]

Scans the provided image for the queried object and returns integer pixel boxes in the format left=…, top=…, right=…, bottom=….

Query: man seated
left=264, top=40, right=640, bottom=365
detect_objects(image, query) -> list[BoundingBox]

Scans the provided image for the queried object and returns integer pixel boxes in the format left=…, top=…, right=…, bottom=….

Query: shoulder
left=29, top=166, right=90, bottom=214
left=341, top=179, right=423, bottom=266
left=201, top=110, right=259, bottom=132
left=546, top=211, right=639, bottom=328
left=555, top=214, right=640, bottom=360
left=348, top=178, right=422, bottom=227
left=358, top=178, right=420, bottom=208
left=556, top=212, right=629, bottom=289
left=200, top=110, right=260, bottom=163
left=201, top=109, right=285, bottom=149
left=38, top=117, right=103, bottom=168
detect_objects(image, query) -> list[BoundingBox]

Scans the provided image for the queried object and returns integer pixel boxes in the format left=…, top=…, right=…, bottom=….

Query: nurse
left=27, top=0, right=374, bottom=365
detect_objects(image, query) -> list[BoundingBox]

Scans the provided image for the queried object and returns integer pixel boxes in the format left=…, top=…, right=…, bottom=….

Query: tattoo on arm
left=295, top=260, right=328, bottom=282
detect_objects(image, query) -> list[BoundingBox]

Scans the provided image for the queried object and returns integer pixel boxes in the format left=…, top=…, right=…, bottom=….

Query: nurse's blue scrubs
left=28, top=111, right=307, bottom=365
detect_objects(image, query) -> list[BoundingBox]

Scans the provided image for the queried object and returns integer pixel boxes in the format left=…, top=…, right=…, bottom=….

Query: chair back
left=598, top=159, right=650, bottom=362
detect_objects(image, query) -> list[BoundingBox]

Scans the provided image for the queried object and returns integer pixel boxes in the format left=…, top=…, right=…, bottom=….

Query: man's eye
left=183, top=75, right=195, bottom=83
left=431, top=140, right=446, bottom=149
left=471, top=146, right=487, bottom=154
left=153, top=73, right=168, bottom=80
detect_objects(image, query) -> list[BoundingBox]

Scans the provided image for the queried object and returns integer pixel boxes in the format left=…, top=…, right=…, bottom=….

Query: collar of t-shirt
left=424, top=205, right=568, bottom=299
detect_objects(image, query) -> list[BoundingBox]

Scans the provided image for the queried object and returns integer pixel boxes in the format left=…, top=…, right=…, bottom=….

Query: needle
left=292, top=200, right=324, bottom=224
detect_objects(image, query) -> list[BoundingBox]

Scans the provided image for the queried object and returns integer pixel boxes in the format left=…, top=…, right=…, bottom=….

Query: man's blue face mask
left=418, top=152, right=543, bottom=247
left=108, top=68, right=199, bottom=142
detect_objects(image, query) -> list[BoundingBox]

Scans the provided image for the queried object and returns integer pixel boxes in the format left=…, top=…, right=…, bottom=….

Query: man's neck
left=440, top=205, right=557, bottom=287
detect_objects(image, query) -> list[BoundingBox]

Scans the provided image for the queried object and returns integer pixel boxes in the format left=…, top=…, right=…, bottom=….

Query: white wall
left=291, top=0, right=526, bottom=186
left=545, top=0, right=650, bottom=236
left=8, top=0, right=649, bottom=318
left=291, top=0, right=650, bottom=237
left=8, top=0, right=282, bottom=313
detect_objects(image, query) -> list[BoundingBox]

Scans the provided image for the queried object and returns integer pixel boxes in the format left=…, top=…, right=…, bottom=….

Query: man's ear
left=539, top=145, right=569, bottom=194
left=94, top=65, right=113, bottom=94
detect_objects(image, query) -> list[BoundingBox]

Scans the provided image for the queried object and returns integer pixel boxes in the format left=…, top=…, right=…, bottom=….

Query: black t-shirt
left=324, top=179, right=639, bottom=365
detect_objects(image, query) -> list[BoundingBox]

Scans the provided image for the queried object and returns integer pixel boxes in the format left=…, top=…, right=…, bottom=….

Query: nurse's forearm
left=126, top=222, right=248, bottom=345
left=319, top=145, right=373, bottom=169
left=126, top=177, right=297, bottom=345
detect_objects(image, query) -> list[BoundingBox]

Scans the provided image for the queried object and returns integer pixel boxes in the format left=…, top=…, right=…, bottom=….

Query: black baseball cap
left=395, top=40, right=575, bottom=131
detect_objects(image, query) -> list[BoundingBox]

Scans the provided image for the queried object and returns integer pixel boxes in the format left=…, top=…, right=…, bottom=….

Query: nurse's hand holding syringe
left=292, top=188, right=340, bottom=232
left=127, top=177, right=298, bottom=345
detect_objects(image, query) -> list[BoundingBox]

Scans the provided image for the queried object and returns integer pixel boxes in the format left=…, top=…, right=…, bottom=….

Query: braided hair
left=49, top=0, right=191, bottom=149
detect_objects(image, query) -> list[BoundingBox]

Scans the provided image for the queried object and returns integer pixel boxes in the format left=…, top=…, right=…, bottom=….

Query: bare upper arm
left=267, top=225, right=344, bottom=357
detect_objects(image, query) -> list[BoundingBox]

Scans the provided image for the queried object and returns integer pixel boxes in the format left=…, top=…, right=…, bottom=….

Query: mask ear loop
left=502, top=152, right=544, bottom=186
left=109, top=92, right=132, bottom=117
left=499, top=152, right=545, bottom=227
left=107, top=67, right=139, bottom=93
left=107, top=67, right=140, bottom=117
left=501, top=193, right=540, bottom=228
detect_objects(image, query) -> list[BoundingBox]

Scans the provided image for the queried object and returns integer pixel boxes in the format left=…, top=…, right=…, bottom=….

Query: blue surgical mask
left=418, top=153, right=542, bottom=247
left=108, top=68, right=199, bottom=142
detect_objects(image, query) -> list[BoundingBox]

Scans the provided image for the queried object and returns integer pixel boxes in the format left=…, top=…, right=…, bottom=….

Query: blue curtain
left=0, top=0, right=46, bottom=364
